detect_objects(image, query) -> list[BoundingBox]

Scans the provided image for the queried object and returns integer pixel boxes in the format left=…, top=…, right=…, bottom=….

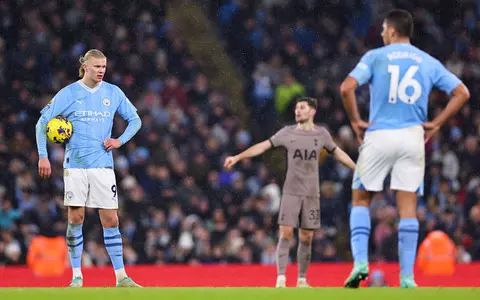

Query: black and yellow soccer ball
left=46, top=116, right=73, bottom=144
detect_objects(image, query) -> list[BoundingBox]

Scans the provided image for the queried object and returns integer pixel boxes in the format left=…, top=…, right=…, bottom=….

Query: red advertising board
left=0, top=263, right=478, bottom=287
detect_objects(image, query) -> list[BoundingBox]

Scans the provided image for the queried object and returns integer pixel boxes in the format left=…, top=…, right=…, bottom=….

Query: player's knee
left=398, top=205, right=417, bottom=219
left=352, top=199, right=370, bottom=207
left=69, top=214, right=84, bottom=224
left=68, top=207, right=85, bottom=224
left=100, top=212, right=119, bottom=228
left=396, top=191, right=417, bottom=219
left=279, top=226, right=294, bottom=240
left=299, top=230, right=313, bottom=244
left=352, top=189, right=372, bottom=207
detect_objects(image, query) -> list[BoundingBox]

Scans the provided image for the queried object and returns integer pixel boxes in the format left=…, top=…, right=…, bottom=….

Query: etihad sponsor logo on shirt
left=74, top=110, right=112, bottom=122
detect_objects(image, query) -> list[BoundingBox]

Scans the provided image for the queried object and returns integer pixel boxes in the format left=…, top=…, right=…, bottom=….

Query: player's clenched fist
left=224, top=156, right=239, bottom=169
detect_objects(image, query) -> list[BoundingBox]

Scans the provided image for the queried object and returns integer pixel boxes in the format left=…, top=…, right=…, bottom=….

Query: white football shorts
left=64, top=168, right=118, bottom=209
left=352, top=125, right=425, bottom=195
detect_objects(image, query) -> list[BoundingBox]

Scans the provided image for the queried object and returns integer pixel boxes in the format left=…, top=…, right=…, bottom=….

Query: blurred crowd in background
left=0, top=0, right=479, bottom=269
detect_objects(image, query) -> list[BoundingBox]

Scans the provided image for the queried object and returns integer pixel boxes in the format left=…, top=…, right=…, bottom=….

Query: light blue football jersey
left=37, top=80, right=140, bottom=168
left=349, top=43, right=461, bottom=131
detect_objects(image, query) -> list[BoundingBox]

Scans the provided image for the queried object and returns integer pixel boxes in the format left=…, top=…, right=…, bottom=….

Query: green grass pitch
left=0, top=288, right=479, bottom=300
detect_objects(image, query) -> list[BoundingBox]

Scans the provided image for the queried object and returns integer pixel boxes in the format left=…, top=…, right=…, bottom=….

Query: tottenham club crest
left=103, top=98, right=111, bottom=106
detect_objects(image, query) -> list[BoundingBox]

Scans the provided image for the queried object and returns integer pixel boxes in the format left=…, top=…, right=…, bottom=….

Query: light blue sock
left=66, top=223, right=83, bottom=269
left=103, top=227, right=124, bottom=270
left=350, top=206, right=371, bottom=266
left=398, top=218, right=419, bottom=277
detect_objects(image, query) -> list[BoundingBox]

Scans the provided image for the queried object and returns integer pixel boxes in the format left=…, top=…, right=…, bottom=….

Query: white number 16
left=387, top=65, right=422, bottom=104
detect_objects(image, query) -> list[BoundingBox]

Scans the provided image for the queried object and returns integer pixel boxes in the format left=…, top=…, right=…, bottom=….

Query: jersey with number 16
left=349, top=43, right=461, bottom=132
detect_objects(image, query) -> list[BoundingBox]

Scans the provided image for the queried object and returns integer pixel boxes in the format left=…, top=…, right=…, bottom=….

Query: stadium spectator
left=26, top=221, right=69, bottom=277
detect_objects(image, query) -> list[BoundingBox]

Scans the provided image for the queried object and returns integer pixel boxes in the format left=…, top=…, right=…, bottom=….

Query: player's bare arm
left=332, top=147, right=356, bottom=170
left=224, top=140, right=272, bottom=169
left=340, top=76, right=371, bottom=144
left=423, top=83, right=470, bottom=142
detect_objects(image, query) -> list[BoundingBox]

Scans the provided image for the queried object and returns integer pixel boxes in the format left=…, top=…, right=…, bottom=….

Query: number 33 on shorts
left=309, top=209, right=320, bottom=221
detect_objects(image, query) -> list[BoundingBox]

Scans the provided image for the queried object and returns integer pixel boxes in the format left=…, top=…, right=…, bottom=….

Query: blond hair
left=78, top=49, right=107, bottom=78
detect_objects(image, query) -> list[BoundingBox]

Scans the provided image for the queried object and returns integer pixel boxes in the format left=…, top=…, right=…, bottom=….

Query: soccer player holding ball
left=35, top=49, right=142, bottom=287
left=340, top=10, right=470, bottom=288
left=224, top=97, right=356, bottom=287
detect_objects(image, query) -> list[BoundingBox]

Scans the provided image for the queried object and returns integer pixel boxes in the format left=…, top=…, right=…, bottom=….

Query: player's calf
left=398, top=218, right=419, bottom=283
left=345, top=190, right=371, bottom=288
left=100, top=211, right=141, bottom=287
left=275, top=226, right=293, bottom=287
left=396, top=191, right=419, bottom=285
left=349, top=206, right=371, bottom=267
left=297, top=229, right=313, bottom=287
left=66, top=222, right=84, bottom=283
left=103, top=226, right=141, bottom=287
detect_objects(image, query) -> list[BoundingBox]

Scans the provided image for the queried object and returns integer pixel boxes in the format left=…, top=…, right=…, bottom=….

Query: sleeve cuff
left=327, top=146, right=338, bottom=154
left=268, top=138, right=275, bottom=148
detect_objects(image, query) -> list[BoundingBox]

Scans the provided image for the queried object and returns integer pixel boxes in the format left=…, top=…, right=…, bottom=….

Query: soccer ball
left=46, top=116, right=73, bottom=144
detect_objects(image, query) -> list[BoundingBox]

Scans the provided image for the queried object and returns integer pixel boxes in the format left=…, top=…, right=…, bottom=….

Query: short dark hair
left=296, top=97, right=317, bottom=109
left=385, top=9, right=414, bottom=38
